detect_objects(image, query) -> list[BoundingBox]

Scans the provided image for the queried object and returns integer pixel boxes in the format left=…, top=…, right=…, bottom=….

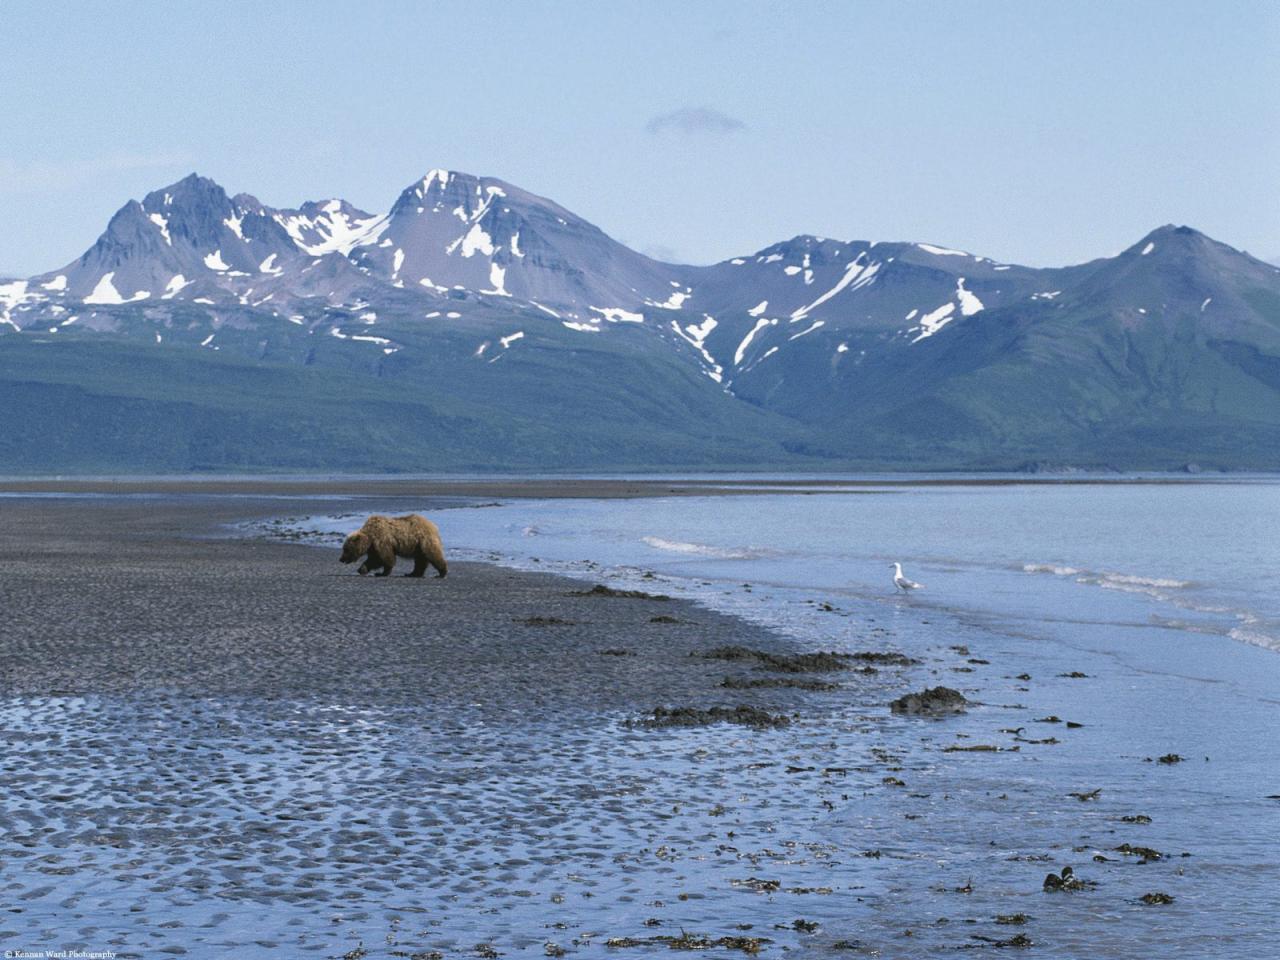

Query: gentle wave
left=641, top=536, right=763, bottom=560
left=1094, top=572, right=1192, bottom=589
left=1023, top=562, right=1191, bottom=590
left=1023, top=563, right=1081, bottom=576
left=1027, top=559, right=1279, bottom=652
left=1229, top=626, right=1280, bottom=654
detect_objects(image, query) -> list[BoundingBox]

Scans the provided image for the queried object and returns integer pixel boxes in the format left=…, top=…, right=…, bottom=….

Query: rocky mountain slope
left=2, top=171, right=1277, bottom=472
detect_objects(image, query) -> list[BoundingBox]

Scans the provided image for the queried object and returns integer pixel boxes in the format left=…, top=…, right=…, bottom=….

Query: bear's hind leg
left=426, top=545, right=448, bottom=578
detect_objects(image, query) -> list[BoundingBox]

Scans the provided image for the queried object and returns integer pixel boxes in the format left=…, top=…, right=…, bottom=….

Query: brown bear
left=339, top=514, right=448, bottom=578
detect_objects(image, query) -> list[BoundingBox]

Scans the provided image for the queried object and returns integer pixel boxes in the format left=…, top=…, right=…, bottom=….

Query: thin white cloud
left=645, top=106, right=746, bottom=136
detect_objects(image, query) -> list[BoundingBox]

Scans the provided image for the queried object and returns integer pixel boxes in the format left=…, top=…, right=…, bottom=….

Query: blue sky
left=2, top=0, right=1277, bottom=275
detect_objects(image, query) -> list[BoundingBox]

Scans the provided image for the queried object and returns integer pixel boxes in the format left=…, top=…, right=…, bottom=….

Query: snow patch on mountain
left=918, top=243, right=968, bottom=257
left=911, top=301, right=956, bottom=342
left=0, top=280, right=30, bottom=329
left=149, top=213, right=171, bottom=245
left=735, top=317, right=776, bottom=365
left=484, top=263, right=510, bottom=296
left=791, top=254, right=879, bottom=321
left=590, top=306, right=644, bottom=324
left=670, top=315, right=723, bottom=383
left=789, top=319, right=824, bottom=340
left=455, top=224, right=495, bottom=258
left=162, top=275, right=192, bottom=299
left=956, top=278, right=984, bottom=316
left=85, top=273, right=148, bottom=305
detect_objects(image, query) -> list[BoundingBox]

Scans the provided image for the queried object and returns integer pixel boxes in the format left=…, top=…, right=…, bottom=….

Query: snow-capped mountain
left=2, top=170, right=1278, bottom=473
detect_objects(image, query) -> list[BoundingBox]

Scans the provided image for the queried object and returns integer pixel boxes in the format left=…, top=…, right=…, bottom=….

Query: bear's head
left=340, top=531, right=370, bottom=563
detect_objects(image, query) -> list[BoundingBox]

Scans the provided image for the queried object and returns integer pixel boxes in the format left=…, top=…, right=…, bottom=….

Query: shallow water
left=274, top=480, right=1280, bottom=956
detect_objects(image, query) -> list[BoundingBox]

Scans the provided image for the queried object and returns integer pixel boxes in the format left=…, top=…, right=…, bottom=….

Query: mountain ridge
left=1, top=169, right=1277, bottom=473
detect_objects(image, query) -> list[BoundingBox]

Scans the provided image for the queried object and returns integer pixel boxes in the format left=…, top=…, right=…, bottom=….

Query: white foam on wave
left=1229, top=626, right=1280, bottom=654
left=1023, top=563, right=1081, bottom=576
left=1024, top=562, right=1189, bottom=591
left=641, top=536, right=761, bottom=561
left=1095, top=573, right=1191, bottom=589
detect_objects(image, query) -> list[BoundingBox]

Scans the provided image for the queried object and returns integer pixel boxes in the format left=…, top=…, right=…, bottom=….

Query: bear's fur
left=340, top=514, right=448, bottom=578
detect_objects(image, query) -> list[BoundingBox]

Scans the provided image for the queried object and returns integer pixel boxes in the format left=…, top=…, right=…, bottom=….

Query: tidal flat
left=0, top=482, right=1277, bottom=958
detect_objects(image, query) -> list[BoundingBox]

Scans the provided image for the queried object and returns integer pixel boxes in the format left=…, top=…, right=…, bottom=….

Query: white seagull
left=891, top=562, right=923, bottom=593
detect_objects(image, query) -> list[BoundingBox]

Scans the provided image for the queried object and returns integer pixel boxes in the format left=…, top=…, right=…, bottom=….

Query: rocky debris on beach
left=731, top=876, right=781, bottom=892
left=571, top=583, right=671, bottom=600
left=1119, top=814, right=1153, bottom=824
left=1042, top=866, right=1094, bottom=891
left=890, top=686, right=969, bottom=715
left=1068, top=788, right=1102, bottom=802
left=777, top=919, right=820, bottom=933
left=699, top=645, right=918, bottom=674
left=1115, top=843, right=1164, bottom=862
left=969, top=933, right=1034, bottom=948
left=995, top=913, right=1030, bottom=925
left=699, top=645, right=854, bottom=673
left=849, top=651, right=920, bottom=666
left=634, top=705, right=792, bottom=730
left=1156, top=753, right=1185, bottom=764
left=1140, top=892, right=1175, bottom=905
left=597, top=648, right=636, bottom=656
left=943, top=743, right=1011, bottom=752
left=515, top=615, right=577, bottom=625
left=604, top=932, right=770, bottom=953
left=720, top=675, right=841, bottom=691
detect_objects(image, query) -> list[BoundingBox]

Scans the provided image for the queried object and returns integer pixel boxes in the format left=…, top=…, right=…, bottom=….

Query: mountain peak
left=1127, top=224, right=1211, bottom=256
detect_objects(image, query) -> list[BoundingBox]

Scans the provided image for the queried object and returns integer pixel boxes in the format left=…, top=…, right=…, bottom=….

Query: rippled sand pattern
left=2, top=495, right=1277, bottom=958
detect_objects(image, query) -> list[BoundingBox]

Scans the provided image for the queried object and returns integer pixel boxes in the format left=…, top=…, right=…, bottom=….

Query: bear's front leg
left=357, top=559, right=371, bottom=576
left=371, top=547, right=395, bottom=576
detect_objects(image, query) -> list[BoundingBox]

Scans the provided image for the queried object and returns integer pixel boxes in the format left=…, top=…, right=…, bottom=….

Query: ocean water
left=287, top=479, right=1280, bottom=956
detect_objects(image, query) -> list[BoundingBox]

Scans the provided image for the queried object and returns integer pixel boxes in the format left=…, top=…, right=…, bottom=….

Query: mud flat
left=2, top=490, right=1277, bottom=959
left=0, top=494, right=895, bottom=958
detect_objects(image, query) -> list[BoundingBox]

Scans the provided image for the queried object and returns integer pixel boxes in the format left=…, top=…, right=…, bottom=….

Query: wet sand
left=1, top=494, right=864, bottom=958
left=0, top=495, right=792, bottom=708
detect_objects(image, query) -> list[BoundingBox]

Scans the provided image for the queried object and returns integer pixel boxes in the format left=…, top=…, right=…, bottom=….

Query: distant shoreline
left=0, top=473, right=1262, bottom=500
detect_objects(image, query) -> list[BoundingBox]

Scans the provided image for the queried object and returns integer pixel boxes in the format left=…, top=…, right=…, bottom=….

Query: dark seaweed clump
left=635, top=705, right=791, bottom=730
left=890, top=686, right=969, bottom=715
left=720, top=675, right=840, bottom=692
left=701, top=645, right=913, bottom=674
left=571, top=584, right=671, bottom=600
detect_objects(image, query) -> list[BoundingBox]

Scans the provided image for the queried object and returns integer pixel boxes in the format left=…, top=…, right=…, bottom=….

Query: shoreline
left=0, top=473, right=1258, bottom=500
left=0, top=494, right=815, bottom=710
left=2, top=488, right=1276, bottom=958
